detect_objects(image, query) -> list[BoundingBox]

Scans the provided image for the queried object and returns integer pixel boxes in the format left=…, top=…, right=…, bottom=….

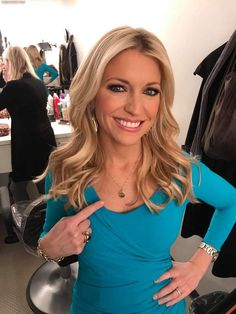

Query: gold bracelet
left=199, top=241, right=219, bottom=262
left=37, top=239, right=65, bottom=263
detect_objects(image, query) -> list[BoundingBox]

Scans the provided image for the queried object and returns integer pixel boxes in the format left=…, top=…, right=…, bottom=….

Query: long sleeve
left=0, top=71, right=5, bottom=88
left=40, top=174, right=69, bottom=238
left=0, top=81, right=16, bottom=110
left=191, top=161, right=236, bottom=251
left=36, top=63, right=58, bottom=82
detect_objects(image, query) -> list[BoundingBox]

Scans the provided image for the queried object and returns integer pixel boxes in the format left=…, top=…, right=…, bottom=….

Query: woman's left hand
left=153, top=260, right=205, bottom=307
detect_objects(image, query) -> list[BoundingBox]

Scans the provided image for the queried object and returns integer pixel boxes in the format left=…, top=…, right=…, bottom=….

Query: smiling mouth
left=115, top=118, right=142, bottom=129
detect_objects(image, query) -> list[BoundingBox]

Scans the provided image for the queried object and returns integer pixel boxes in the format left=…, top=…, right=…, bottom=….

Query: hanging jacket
left=182, top=30, right=236, bottom=277
left=190, top=30, right=236, bottom=158
left=59, top=34, right=78, bottom=88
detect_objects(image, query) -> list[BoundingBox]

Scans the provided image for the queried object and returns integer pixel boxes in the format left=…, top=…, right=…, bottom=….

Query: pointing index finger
left=72, top=200, right=104, bottom=223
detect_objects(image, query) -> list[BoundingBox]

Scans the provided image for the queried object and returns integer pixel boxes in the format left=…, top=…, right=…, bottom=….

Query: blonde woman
left=0, top=46, right=56, bottom=198
left=26, top=44, right=58, bottom=84
left=38, top=27, right=236, bottom=313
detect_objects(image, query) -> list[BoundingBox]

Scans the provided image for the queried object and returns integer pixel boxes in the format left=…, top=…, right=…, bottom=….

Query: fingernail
left=153, top=295, right=158, bottom=300
left=154, top=279, right=159, bottom=283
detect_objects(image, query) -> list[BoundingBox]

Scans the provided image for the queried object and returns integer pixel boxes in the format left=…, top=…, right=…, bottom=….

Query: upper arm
left=191, top=161, right=236, bottom=209
left=45, top=64, right=58, bottom=80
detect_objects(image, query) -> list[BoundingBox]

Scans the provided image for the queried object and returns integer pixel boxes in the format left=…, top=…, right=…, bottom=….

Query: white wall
left=1, top=0, right=235, bottom=144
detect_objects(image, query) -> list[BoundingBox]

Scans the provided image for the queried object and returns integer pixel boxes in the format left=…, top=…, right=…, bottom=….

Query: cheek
left=145, top=100, right=160, bottom=120
left=95, top=92, right=121, bottom=115
left=94, top=94, right=112, bottom=122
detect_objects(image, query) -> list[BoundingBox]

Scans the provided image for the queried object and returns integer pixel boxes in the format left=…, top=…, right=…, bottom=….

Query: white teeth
left=118, top=119, right=141, bottom=128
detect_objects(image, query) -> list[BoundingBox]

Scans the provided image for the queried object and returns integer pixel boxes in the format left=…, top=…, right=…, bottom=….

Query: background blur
left=1, top=0, right=235, bottom=145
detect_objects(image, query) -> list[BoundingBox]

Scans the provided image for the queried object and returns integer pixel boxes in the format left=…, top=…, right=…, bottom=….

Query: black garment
left=59, top=34, right=78, bottom=88
left=182, top=33, right=236, bottom=277
left=0, top=71, right=5, bottom=88
left=183, top=43, right=226, bottom=153
left=0, top=73, right=56, bottom=181
left=190, top=31, right=236, bottom=158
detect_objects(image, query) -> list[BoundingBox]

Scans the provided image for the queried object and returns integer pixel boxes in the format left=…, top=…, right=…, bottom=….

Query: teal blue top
left=41, top=161, right=236, bottom=313
left=35, top=63, right=58, bottom=83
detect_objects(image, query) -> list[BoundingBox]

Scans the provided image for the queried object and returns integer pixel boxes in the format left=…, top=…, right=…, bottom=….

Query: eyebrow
left=104, top=77, right=161, bottom=86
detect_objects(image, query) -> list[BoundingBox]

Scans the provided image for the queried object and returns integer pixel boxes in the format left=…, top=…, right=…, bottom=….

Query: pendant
left=118, top=190, right=125, bottom=198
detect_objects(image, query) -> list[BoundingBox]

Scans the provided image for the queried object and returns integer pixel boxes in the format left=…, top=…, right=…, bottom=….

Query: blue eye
left=107, top=84, right=126, bottom=92
left=144, top=88, right=160, bottom=96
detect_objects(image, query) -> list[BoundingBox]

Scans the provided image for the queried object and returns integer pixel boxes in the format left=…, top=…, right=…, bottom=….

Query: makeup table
left=0, top=119, right=72, bottom=174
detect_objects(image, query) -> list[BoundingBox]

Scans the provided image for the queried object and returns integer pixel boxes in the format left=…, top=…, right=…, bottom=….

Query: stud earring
left=92, top=116, right=98, bottom=133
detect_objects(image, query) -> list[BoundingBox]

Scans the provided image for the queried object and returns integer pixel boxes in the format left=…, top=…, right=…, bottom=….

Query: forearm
left=50, top=72, right=58, bottom=82
left=203, top=209, right=236, bottom=250
left=189, top=247, right=214, bottom=275
left=39, top=233, right=61, bottom=258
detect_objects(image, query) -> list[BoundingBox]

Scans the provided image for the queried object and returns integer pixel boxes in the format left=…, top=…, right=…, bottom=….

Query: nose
left=124, top=92, right=143, bottom=116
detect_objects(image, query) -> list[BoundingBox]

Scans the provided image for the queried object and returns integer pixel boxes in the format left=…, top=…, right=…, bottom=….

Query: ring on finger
left=176, top=287, right=182, bottom=296
left=82, top=230, right=91, bottom=243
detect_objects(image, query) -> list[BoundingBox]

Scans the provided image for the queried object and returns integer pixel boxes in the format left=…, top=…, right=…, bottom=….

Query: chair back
left=11, top=198, right=46, bottom=256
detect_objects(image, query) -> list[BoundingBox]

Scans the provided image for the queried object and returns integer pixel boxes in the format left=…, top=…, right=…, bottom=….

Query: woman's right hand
left=39, top=200, right=104, bottom=260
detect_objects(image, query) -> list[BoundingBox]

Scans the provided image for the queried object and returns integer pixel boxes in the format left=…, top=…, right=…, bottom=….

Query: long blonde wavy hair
left=3, top=46, right=39, bottom=81
left=46, top=26, right=196, bottom=211
left=25, top=45, right=43, bottom=68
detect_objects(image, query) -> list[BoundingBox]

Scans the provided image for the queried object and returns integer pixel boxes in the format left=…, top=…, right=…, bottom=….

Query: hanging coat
left=182, top=31, right=236, bottom=277
left=59, top=34, right=78, bottom=88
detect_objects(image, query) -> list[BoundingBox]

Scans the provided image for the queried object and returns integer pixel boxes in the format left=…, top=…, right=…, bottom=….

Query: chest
left=87, top=201, right=186, bottom=260
left=93, top=178, right=155, bottom=213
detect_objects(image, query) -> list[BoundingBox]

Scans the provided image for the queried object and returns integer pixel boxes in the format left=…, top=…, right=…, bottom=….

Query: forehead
left=103, top=49, right=161, bottom=82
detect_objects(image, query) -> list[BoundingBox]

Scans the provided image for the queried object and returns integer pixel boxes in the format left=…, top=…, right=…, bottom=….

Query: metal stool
left=26, top=257, right=78, bottom=314
left=9, top=185, right=79, bottom=314
left=189, top=291, right=229, bottom=314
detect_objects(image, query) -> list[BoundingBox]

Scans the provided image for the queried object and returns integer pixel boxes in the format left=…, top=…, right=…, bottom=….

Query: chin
left=115, top=136, right=142, bottom=147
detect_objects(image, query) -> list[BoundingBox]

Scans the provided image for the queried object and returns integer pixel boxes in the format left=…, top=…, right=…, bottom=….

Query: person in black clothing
left=0, top=46, right=56, bottom=243
left=0, top=71, right=5, bottom=88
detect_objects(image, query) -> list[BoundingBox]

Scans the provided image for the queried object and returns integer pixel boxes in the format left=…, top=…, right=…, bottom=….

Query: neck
left=104, top=156, right=140, bottom=201
left=102, top=147, right=142, bottom=167
left=98, top=133, right=142, bottom=163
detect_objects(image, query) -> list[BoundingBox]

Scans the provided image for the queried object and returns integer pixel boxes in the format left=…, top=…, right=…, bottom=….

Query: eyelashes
left=107, top=84, right=160, bottom=96
left=144, top=88, right=160, bottom=96
left=107, top=84, right=126, bottom=92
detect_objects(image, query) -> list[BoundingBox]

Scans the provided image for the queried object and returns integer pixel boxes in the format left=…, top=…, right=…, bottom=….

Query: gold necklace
left=109, top=173, right=130, bottom=198
left=109, top=159, right=139, bottom=198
